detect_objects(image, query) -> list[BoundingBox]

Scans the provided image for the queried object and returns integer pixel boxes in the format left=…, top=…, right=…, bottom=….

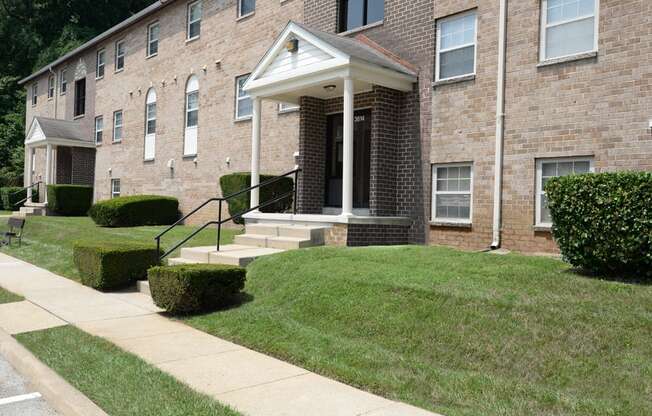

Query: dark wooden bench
left=2, top=217, right=25, bottom=247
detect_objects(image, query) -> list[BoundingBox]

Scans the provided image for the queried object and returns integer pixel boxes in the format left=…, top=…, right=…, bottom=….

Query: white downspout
left=491, top=0, right=508, bottom=249
left=48, top=66, right=58, bottom=119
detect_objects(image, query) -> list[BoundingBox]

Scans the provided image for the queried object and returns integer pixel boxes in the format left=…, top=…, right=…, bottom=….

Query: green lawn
left=16, top=326, right=240, bottom=416
left=183, top=246, right=652, bottom=416
left=0, top=216, right=241, bottom=281
left=0, top=287, right=23, bottom=304
left=0, top=210, right=12, bottom=215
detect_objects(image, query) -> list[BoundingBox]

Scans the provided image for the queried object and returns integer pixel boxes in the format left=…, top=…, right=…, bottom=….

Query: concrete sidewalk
left=0, top=252, right=441, bottom=416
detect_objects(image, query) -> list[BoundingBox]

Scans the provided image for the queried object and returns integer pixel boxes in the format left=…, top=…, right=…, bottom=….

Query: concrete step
left=209, top=245, right=285, bottom=267
left=278, top=225, right=328, bottom=243
left=234, top=234, right=269, bottom=248
left=180, top=246, right=217, bottom=263
left=137, top=280, right=151, bottom=296
left=167, top=257, right=203, bottom=266
left=245, top=223, right=281, bottom=237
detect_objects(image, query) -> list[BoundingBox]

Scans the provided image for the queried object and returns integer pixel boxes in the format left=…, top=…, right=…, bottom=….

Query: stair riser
left=245, top=224, right=279, bottom=237
left=234, top=235, right=268, bottom=248
left=179, top=248, right=211, bottom=263
left=208, top=254, right=254, bottom=267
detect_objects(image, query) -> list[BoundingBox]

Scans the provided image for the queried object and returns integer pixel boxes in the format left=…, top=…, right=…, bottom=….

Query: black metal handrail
left=155, top=169, right=300, bottom=260
left=11, top=181, right=42, bottom=207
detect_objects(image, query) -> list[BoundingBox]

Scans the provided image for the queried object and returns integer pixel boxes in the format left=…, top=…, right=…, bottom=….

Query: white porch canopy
left=25, top=117, right=94, bottom=203
left=243, top=21, right=417, bottom=217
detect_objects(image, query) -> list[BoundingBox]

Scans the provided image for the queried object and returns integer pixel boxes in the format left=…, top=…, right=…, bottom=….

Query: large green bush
left=148, top=264, right=246, bottom=315
left=220, top=172, right=294, bottom=224
left=73, top=241, right=161, bottom=290
left=47, top=185, right=93, bottom=216
left=88, top=195, right=179, bottom=227
left=546, top=172, right=652, bottom=278
left=0, top=186, right=38, bottom=210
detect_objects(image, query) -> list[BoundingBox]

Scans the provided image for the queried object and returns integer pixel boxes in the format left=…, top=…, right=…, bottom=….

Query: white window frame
left=31, top=83, right=38, bottom=106
left=278, top=102, right=300, bottom=113
left=145, top=89, right=157, bottom=161
left=47, top=75, right=55, bottom=99
left=435, top=10, right=478, bottom=82
left=113, top=110, right=123, bottom=143
left=115, top=39, right=126, bottom=72
left=540, top=0, right=600, bottom=62
left=238, top=0, right=255, bottom=18
left=147, top=22, right=160, bottom=57
left=187, top=1, right=202, bottom=41
left=235, top=74, right=252, bottom=121
left=96, top=49, right=106, bottom=79
left=59, top=69, right=67, bottom=95
left=431, top=163, right=474, bottom=224
left=111, top=179, right=121, bottom=199
left=535, top=157, right=595, bottom=227
left=184, top=76, right=199, bottom=156
left=94, top=116, right=103, bottom=145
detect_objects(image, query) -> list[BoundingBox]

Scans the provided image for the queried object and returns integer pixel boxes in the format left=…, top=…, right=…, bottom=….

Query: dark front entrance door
left=325, top=109, right=371, bottom=210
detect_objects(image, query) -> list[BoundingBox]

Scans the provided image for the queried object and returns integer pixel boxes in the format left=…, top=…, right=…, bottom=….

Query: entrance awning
left=25, top=117, right=95, bottom=149
left=243, top=21, right=418, bottom=104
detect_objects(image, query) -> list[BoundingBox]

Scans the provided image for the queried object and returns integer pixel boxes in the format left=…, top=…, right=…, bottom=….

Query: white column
left=25, top=146, right=33, bottom=204
left=44, top=143, right=52, bottom=204
left=250, top=97, right=262, bottom=209
left=341, top=77, right=354, bottom=217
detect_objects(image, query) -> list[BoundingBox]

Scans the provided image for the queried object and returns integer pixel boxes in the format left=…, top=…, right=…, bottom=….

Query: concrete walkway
left=0, top=253, right=441, bottom=416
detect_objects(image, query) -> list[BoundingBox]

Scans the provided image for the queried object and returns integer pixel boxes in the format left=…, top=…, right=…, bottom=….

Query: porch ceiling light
left=323, top=84, right=337, bottom=92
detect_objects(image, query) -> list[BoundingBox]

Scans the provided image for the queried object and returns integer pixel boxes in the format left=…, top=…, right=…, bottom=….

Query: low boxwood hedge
left=220, top=172, right=294, bottom=225
left=89, top=195, right=179, bottom=227
left=0, top=186, right=38, bottom=210
left=148, top=264, right=246, bottom=315
left=47, top=185, right=93, bottom=216
left=73, top=242, right=161, bottom=290
left=546, top=171, right=652, bottom=278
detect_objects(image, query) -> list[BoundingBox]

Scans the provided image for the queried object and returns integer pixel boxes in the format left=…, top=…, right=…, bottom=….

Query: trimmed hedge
left=47, top=185, right=93, bottom=216
left=546, top=171, right=652, bottom=278
left=89, top=195, right=179, bottom=227
left=73, top=241, right=161, bottom=290
left=220, top=172, right=294, bottom=225
left=0, top=187, right=38, bottom=210
left=148, top=264, right=246, bottom=315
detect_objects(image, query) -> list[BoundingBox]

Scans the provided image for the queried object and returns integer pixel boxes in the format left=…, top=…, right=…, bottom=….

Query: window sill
left=234, top=116, right=252, bottom=123
left=95, top=143, right=102, bottom=147
left=183, top=154, right=198, bottom=159
left=433, top=74, right=476, bottom=87
left=144, top=158, right=155, bottom=163
left=115, top=68, right=124, bottom=74
left=185, top=36, right=200, bottom=44
left=430, top=221, right=472, bottom=229
left=60, top=92, right=66, bottom=96
left=112, top=140, right=122, bottom=145
left=338, top=20, right=384, bottom=37
left=146, top=53, right=158, bottom=60
left=534, top=225, right=552, bottom=233
left=278, top=107, right=300, bottom=115
left=537, top=51, right=598, bottom=68
left=95, top=76, right=104, bottom=81
left=48, top=97, right=54, bottom=101
left=73, top=114, right=85, bottom=120
left=236, top=12, right=255, bottom=22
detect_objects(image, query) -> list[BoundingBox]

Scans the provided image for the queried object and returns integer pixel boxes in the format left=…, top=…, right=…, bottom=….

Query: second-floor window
left=436, top=11, right=477, bottom=82
left=187, top=1, right=202, bottom=40
left=238, top=0, right=255, bottom=18
left=115, top=40, right=126, bottom=71
left=95, top=116, right=103, bottom=145
left=540, top=0, right=598, bottom=61
left=60, top=69, right=67, bottom=95
left=74, top=78, right=86, bottom=117
left=96, top=49, right=106, bottom=79
left=47, top=75, right=55, bottom=99
left=339, top=0, right=384, bottom=33
left=147, top=23, right=160, bottom=57
left=235, top=74, right=252, bottom=120
left=31, top=83, right=38, bottom=106
left=113, top=110, right=123, bottom=142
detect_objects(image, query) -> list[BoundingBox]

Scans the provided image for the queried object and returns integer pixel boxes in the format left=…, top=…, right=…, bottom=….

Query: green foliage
left=220, top=173, right=294, bottom=225
left=546, top=172, right=652, bottom=278
left=0, top=186, right=37, bottom=210
left=46, top=184, right=93, bottom=216
left=89, top=195, right=179, bottom=227
left=148, top=264, right=246, bottom=315
left=73, top=241, right=160, bottom=290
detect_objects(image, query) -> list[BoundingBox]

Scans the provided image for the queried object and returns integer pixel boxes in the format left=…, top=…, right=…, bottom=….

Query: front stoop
left=167, top=223, right=330, bottom=267
left=13, top=202, right=48, bottom=217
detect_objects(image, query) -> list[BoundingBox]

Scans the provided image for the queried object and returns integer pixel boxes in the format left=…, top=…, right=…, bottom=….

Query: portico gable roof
left=26, top=117, right=95, bottom=148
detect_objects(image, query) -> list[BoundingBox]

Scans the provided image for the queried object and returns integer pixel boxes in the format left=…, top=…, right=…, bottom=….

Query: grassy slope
left=184, top=246, right=652, bottom=416
left=0, top=287, right=23, bottom=304
left=0, top=216, right=240, bottom=281
left=16, top=326, right=240, bottom=416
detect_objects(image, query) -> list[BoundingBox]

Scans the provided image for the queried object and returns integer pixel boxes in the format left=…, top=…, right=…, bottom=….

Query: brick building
left=19, top=0, right=652, bottom=253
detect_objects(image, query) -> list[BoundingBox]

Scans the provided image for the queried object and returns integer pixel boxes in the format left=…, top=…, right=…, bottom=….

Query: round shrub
left=546, top=172, right=652, bottom=278
left=47, top=185, right=93, bottom=216
left=89, top=195, right=179, bottom=227
left=148, top=264, right=246, bottom=315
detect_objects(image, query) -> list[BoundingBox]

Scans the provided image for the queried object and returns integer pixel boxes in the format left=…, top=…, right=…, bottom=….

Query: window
left=339, top=0, right=384, bottom=33
left=279, top=102, right=300, bottom=113
left=60, top=69, right=67, bottom=95
left=432, top=163, right=473, bottom=223
left=96, top=49, right=106, bottom=79
left=184, top=76, right=199, bottom=156
left=147, top=23, right=160, bottom=57
left=47, top=75, right=55, bottom=99
left=235, top=74, right=252, bottom=120
left=145, top=89, right=156, bottom=160
left=541, top=0, right=598, bottom=61
left=536, top=157, right=593, bottom=226
left=111, top=179, right=121, bottom=199
left=113, top=110, right=123, bottom=143
left=115, top=40, right=126, bottom=71
left=74, top=79, right=86, bottom=117
left=31, top=83, right=38, bottom=106
left=94, top=116, right=104, bottom=145
left=238, top=0, right=255, bottom=17
left=187, top=1, right=202, bottom=40
left=436, top=11, right=477, bottom=82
